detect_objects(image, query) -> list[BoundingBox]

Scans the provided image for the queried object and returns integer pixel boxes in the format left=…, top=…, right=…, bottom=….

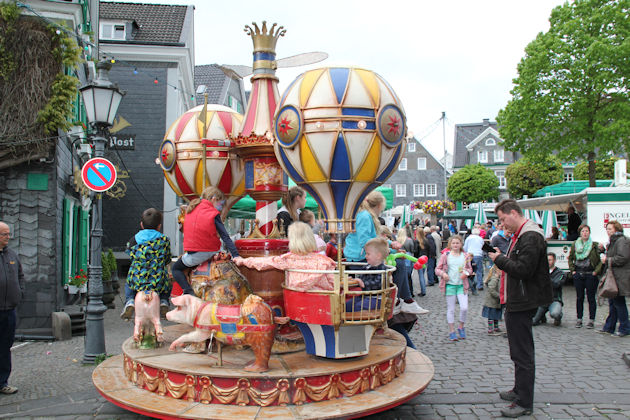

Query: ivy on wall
left=0, top=1, right=82, bottom=168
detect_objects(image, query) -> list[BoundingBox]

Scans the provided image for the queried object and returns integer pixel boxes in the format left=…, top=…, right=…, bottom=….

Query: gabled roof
left=465, top=126, right=502, bottom=151
left=453, top=120, right=498, bottom=167
left=413, top=138, right=450, bottom=173
left=100, top=2, right=189, bottom=44
left=194, top=64, right=241, bottom=106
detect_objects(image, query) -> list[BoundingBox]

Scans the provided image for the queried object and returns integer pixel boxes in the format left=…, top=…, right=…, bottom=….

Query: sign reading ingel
left=108, top=135, right=135, bottom=150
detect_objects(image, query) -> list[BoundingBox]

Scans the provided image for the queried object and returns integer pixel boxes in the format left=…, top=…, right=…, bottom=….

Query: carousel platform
left=93, top=324, right=434, bottom=419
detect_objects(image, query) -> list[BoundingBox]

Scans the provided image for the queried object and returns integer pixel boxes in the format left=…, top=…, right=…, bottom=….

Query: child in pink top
left=234, top=222, right=337, bottom=291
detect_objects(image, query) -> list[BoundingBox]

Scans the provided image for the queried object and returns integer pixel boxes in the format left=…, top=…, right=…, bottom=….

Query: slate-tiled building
left=383, top=139, right=449, bottom=207
left=194, top=64, right=247, bottom=113
left=99, top=1, right=195, bottom=253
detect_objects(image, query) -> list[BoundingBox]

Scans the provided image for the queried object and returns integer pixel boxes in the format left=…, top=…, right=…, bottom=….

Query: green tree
left=497, top=0, right=630, bottom=187
left=447, top=164, right=499, bottom=203
left=573, top=156, right=628, bottom=180
left=505, top=156, right=564, bottom=198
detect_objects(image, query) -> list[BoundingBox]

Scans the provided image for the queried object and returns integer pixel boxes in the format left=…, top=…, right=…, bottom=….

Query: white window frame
left=395, top=184, right=406, bottom=197
left=564, top=172, right=574, bottom=182
left=495, top=170, right=506, bottom=189
left=413, top=184, right=424, bottom=197
left=417, top=157, right=426, bottom=170
left=426, top=184, right=437, bottom=197
left=398, top=158, right=407, bottom=171
left=485, top=137, right=496, bottom=146
left=100, top=22, right=126, bottom=40
left=494, top=149, right=504, bottom=163
left=408, top=142, right=416, bottom=153
left=478, top=150, right=488, bottom=163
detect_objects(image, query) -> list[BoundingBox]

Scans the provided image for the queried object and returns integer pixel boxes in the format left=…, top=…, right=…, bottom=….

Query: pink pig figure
left=133, top=290, right=164, bottom=345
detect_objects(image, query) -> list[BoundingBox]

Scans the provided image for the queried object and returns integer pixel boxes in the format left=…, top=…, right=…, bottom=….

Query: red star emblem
left=161, top=149, right=170, bottom=161
left=387, top=115, right=400, bottom=136
left=278, top=116, right=293, bottom=136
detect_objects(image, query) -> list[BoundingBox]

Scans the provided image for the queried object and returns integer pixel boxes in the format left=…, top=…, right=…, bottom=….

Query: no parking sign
left=81, top=158, right=117, bottom=192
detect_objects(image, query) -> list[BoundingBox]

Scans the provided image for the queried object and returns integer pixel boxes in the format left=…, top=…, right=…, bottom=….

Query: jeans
left=472, top=255, right=484, bottom=289
left=533, top=302, right=563, bottom=323
left=124, top=282, right=171, bottom=305
left=602, top=296, right=630, bottom=334
left=0, top=309, right=16, bottom=387
left=426, top=257, right=436, bottom=285
left=573, top=272, right=597, bottom=320
left=390, top=323, right=417, bottom=349
left=416, top=267, right=426, bottom=295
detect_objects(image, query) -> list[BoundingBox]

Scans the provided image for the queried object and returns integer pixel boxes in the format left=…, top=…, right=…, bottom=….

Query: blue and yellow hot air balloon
left=273, top=67, right=406, bottom=233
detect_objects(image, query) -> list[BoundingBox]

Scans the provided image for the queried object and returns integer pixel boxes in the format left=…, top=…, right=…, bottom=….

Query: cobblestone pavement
left=1, top=279, right=629, bottom=419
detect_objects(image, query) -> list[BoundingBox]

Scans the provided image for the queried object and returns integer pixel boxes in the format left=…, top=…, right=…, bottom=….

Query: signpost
left=81, top=158, right=117, bottom=192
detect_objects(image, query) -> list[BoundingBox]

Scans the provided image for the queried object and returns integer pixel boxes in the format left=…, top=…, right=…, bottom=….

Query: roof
left=194, top=64, right=239, bottom=105
left=442, top=208, right=498, bottom=220
left=453, top=119, right=498, bottom=168
left=532, top=180, right=614, bottom=198
left=99, top=2, right=189, bottom=44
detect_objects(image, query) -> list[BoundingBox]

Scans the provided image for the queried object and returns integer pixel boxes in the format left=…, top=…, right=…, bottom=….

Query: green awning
left=442, top=208, right=497, bottom=220
left=532, top=180, right=614, bottom=198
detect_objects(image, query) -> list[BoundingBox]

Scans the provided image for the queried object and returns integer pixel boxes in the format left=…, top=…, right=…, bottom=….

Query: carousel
left=93, top=21, right=434, bottom=419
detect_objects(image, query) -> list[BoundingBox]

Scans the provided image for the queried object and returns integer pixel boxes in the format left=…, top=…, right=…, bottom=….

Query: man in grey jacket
left=0, top=222, right=24, bottom=395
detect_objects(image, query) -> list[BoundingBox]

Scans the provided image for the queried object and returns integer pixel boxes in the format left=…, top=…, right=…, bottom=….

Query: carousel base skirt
left=93, top=324, right=433, bottom=419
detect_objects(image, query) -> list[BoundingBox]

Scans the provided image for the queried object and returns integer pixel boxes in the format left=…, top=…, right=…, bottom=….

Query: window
left=228, top=95, right=243, bottom=113
left=564, top=172, right=574, bottom=182
left=413, top=184, right=424, bottom=197
left=485, top=137, right=496, bottom=146
left=395, top=184, right=406, bottom=197
left=100, top=22, right=126, bottom=40
left=426, top=184, right=437, bottom=196
left=398, top=158, right=407, bottom=171
left=417, top=157, right=426, bottom=170
left=408, top=142, right=416, bottom=153
left=495, top=170, right=506, bottom=189
left=478, top=150, right=488, bottom=163
left=494, top=149, right=504, bottom=162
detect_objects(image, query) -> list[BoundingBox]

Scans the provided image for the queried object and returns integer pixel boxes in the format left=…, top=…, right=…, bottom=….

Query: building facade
left=383, top=138, right=448, bottom=207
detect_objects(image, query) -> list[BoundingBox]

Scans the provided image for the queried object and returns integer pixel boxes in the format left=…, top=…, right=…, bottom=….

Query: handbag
left=597, top=268, right=619, bottom=299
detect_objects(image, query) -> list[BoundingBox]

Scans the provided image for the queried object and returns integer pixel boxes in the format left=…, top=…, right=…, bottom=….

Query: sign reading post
left=81, top=158, right=117, bottom=192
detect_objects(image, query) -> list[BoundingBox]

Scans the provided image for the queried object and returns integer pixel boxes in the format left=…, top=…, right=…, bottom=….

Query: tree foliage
left=505, top=155, right=564, bottom=198
left=497, top=0, right=630, bottom=186
left=573, top=156, right=628, bottom=180
left=447, top=164, right=499, bottom=203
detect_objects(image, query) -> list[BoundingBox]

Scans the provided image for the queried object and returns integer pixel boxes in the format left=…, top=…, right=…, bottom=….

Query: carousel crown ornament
left=273, top=67, right=407, bottom=233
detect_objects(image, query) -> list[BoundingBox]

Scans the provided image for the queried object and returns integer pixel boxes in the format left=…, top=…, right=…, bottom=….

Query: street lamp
left=79, top=60, right=125, bottom=364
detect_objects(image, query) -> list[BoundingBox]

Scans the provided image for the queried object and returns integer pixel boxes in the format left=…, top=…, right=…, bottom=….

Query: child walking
left=171, top=186, right=240, bottom=295
left=481, top=265, right=503, bottom=335
left=122, top=208, right=172, bottom=320
left=435, top=235, right=472, bottom=341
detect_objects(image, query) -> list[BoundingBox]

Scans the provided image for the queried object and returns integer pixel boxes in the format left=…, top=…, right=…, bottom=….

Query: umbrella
left=474, top=204, right=488, bottom=225
left=524, top=209, right=542, bottom=225
left=541, top=210, right=558, bottom=238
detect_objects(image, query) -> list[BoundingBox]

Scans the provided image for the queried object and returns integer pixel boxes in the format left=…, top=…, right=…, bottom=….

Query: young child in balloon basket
left=234, top=222, right=337, bottom=291
left=481, top=265, right=504, bottom=335
left=121, top=208, right=172, bottom=320
left=170, top=186, right=241, bottom=296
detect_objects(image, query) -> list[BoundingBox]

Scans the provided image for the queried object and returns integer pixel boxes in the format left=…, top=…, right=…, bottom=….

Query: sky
left=116, top=0, right=565, bottom=158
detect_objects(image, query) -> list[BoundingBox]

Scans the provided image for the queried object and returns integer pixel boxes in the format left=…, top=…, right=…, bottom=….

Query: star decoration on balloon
left=377, top=104, right=405, bottom=147
left=274, top=105, right=302, bottom=148
left=278, top=117, right=293, bottom=136
left=387, top=115, right=400, bottom=136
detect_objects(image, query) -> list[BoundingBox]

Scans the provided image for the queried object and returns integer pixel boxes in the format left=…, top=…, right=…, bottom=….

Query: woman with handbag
left=568, top=225, right=603, bottom=329
left=599, top=221, right=630, bottom=337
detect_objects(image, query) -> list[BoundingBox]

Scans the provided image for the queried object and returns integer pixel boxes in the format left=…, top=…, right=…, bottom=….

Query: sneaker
left=457, top=327, right=466, bottom=339
left=586, top=320, right=594, bottom=329
left=400, top=300, right=430, bottom=315
left=494, top=327, right=502, bottom=333
left=596, top=329, right=611, bottom=334
left=500, top=402, right=532, bottom=418
left=448, top=332, right=458, bottom=341
left=392, top=299, right=402, bottom=315
left=0, top=385, right=18, bottom=394
left=499, top=389, right=518, bottom=401
left=160, top=300, right=169, bottom=318
left=612, top=332, right=629, bottom=338
left=487, top=328, right=495, bottom=335
left=120, top=300, right=134, bottom=320
left=553, top=318, right=562, bottom=326
left=575, top=319, right=583, bottom=328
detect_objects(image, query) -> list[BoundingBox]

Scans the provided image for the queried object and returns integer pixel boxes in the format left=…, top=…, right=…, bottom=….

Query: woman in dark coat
left=600, top=220, right=630, bottom=337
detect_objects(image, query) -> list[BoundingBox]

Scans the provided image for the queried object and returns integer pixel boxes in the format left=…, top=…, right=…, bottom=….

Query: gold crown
left=244, top=21, right=285, bottom=53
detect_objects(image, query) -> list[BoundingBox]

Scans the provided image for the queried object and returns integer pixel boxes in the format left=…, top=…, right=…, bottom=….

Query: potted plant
left=67, top=269, right=88, bottom=294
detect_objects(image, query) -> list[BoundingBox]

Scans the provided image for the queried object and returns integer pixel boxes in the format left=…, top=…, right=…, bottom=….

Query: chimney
left=482, top=118, right=490, bottom=127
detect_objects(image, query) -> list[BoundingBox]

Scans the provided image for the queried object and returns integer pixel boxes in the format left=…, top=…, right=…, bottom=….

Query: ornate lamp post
left=79, top=61, right=125, bottom=363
